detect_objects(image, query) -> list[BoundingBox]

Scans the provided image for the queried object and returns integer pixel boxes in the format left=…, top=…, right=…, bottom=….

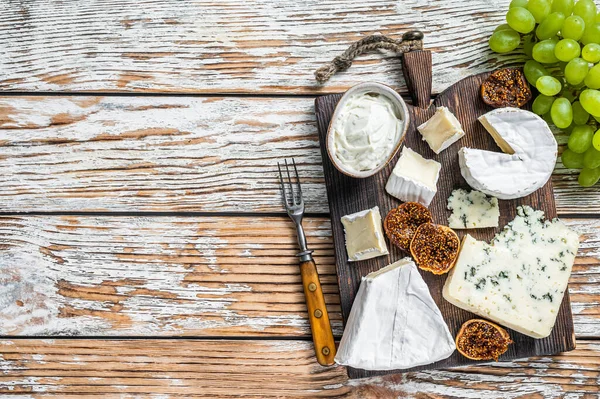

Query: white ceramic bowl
left=326, top=82, right=410, bottom=179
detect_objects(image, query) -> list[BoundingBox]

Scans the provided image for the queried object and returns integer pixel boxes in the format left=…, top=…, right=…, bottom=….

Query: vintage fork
left=277, top=159, right=336, bottom=366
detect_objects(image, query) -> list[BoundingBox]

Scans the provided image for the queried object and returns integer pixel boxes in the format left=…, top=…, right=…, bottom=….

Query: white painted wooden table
left=0, top=1, right=599, bottom=397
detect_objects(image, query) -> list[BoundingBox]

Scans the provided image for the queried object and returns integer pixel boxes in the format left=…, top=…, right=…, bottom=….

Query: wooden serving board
left=315, top=51, right=576, bottom=379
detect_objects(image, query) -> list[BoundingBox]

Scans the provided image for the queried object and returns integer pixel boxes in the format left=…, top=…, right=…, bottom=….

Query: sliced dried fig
left=410, top=223, right=459, bottom=275
left=384, top=202, right=432, bottom=252
left=481, top=68, right=532, bottom=108
left=456, top=319, right=513, bottom=361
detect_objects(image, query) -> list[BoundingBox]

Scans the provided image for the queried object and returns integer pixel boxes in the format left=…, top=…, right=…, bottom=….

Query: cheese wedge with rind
left=335, top=258, right=455, bottom=370
left=341, top=206, right=388, bottom=261
left=385, top=147, right=441, bottom=206
left=443, top=206, right=579, bottom=339
left=417, top=106, right=465, bottom=154
left=459, top=108, right=557, bottom=200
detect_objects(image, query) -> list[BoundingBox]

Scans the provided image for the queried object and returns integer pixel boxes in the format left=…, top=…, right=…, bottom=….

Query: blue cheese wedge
left=341, top=206, right=388, bottom=261
left=447, top=189, right=500, bottom=229
left=443, top=206, right=579, bottom=339
left=335, top=258, right=455, bottom=370
left=417, top=106, right=465, bottom=154
left=385, top=147, right=441, bottom=206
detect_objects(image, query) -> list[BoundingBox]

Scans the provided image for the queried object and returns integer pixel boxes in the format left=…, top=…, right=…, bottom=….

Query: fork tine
left=285, top=159, right=295, bottom=204
left=292, top=158, right=303, bottom=203
left=277, top=162, right=289, bottom=207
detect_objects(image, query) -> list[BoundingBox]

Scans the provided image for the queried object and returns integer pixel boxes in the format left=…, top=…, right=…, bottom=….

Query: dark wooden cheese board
left=315, top=50, right=576, bottom=379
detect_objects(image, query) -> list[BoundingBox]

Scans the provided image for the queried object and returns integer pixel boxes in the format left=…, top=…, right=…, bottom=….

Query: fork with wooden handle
left=277, top=159, right=336, bottom=366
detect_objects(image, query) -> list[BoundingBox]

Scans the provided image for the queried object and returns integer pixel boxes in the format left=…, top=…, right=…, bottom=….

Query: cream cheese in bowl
left=327, top=83, right=409, bottom=178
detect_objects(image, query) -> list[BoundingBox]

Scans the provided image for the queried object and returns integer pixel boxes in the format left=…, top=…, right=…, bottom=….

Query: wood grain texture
left=315, top=72, right=580, bottom=378
left=0, top=215, right=597, bottom=338
left=0, top=215, right=341, bottom=336
left=0, top=339, right=598, bottom=398
left=0, top=95, right=597, bottom=214
left=0, top=0, right=523, bottom=94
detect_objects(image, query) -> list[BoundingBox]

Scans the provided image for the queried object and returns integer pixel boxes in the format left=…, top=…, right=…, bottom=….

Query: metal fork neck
left=295, top=224, right=313, bottom=262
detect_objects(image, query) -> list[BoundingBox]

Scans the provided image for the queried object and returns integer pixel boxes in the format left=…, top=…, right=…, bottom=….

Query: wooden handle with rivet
left=300, top=259, right=336, bottom=366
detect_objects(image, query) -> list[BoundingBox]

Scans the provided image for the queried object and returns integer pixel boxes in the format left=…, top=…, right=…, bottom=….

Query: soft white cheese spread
left=332, top=92, right=404, bottom=173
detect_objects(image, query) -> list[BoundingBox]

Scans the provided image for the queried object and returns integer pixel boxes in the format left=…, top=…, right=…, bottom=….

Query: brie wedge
left=417, top=106, right=465, bottom=154
left=447, top=189, right=500, bottom=229
left=459, top=108, right=557, bottom=199
left=341, top=206, right=388, bottom=261
left=385, top=147, right=441, bottom=206
left=335, top=258, right=455, bottom=370
left=443, top=206, right=579, bottom=338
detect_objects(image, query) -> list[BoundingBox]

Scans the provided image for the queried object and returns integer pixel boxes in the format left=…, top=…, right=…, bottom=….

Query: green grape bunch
left=489, top=0, right=600, bottom=187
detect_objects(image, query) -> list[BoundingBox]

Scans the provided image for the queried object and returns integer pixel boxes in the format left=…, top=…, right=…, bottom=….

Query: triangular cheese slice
left=335, top=258, right=455, bottom=371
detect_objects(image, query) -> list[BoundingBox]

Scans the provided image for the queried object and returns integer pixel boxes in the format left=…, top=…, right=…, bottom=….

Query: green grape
left=581, top=22, right=600, bottom=44
left=596, top=11, right=600, bottom=22
left=584, top=63, right=600, bottom=88
left=573, top=101, right=590, bottom=124
left=565, top=58, right=589, bottom=85
left=580, top=89, right=600, bottom=116
left=507, top=7, right=537, bottom=33
left=524, top=60, right=550, bottom=85
left=568, top=125, right=595, bottom=152
left=583, top=146, right=600, bottom=168
left=510, top=0, right=529, bottom=7
left=532, top=39, right=560, bottom=63
left=494, top=23, right=514, bottom=32
left=536, top=12, right=566, bottom=39
left=537, top=75, right=563, bottom=95
left=523, top=34, right=536, bottom=57
left=552, top=0, right=574, bottom=15
left=532, top=94, right=555, bottom=114
left=551, top=97, right=573, bottom=128
left=554, top=38, right=581, bottom=61
left=593, top=128, right=600, bottom=150
left=561, top=148, right=586, bottom=168
left=578, top=167, right=600, bottom=186
left=573, top=0, right=597, bottom=25
left=562, top=15, right=586, bottom=40
left=528, top=0, right=551, bottom=22
left=542, top=111, right=554, bottom=125
left=489, top=29, right=521, bottom=53
left=582, top=43, right=600, bottom=61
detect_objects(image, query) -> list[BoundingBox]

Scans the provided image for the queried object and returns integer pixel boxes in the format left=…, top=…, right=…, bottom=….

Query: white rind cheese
left=341, top=206, right=388, bottom=261
left=417, top=106, right=465, bottom=154
left=336, top=258, right=455, bottom=370
left=443, top=206, right=579, bottom=338
left=447, top=189, right=500, bottom=229
left=385, top=147, right=441, bottom=206
left=459, top=108, right=557, bottom=200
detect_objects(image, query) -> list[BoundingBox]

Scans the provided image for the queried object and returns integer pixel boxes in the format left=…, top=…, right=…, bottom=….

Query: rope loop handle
left=314, top=31, right=424, bottom=83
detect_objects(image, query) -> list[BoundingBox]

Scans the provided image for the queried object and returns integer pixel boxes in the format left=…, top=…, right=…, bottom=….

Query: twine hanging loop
left=314, top=31, right=424, bottom=83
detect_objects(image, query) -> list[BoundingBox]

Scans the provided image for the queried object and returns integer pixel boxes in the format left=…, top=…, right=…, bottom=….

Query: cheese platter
left=315, top=49, right=578, bottom=379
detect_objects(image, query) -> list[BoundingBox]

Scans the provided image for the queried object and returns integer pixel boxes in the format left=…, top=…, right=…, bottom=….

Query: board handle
left=300, top=259, right=336, bottom=366
left=402, top=50, right=433, bottom=108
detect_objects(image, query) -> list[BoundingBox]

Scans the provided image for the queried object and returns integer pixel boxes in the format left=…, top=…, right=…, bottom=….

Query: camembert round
left=459, top=108, right=557, bottom=199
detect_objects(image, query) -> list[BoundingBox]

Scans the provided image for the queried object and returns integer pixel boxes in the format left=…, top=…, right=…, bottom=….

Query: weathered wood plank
left=0, top=215, right=597, bottom=337
left=0, top=96, right=597, bottom=214
left=0, top=215, right=341, bottom=336
left=0, top=339, right=598, bottom=397
left=0, top=0, right=521, bottom=94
